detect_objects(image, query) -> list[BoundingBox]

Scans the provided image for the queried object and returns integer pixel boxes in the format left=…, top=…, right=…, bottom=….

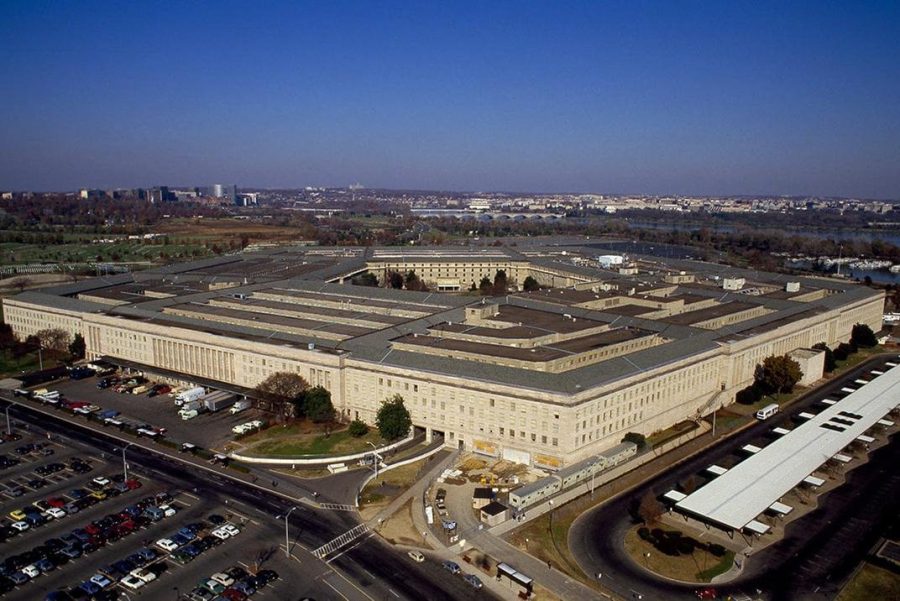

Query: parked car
left=442, top=560, right=461, bottom=575
left=408, top=550, right=425, bottom=563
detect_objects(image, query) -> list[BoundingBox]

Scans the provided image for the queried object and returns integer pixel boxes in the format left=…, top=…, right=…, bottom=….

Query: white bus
left=756, top=403, right=780, bottom=420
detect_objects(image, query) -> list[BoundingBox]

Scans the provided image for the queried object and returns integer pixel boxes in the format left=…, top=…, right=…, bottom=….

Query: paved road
left=2, top=396, right=498, bottom=601
left=569, top=355, right=900, bottom=601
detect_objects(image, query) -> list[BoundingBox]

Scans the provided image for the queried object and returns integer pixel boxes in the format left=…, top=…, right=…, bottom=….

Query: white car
left=211, top=527, right=231, bottom=540
left=120, top=575, right=145, bottom=590
left=90, top=574, right=113, bottom=588
left=155, top=538, right=179, bottom=552
left=158, top=504, right=177, bottom=517
left=11, top=521, right=29, bottom=532
left=22, top=565, right=40, bottom=578
left=210, top=572, right=235, bottom=587
left=407, top=550, right=425, bottom=563
left=220, top=523, right=240, bottom=537
left=248, top=420, right=263, bottom=428
left=231, top=424, right=250, bottom=434
left=92, top=476, right=111, bottom=487
left=46, top=507, right=67, bottom=519
left=130, top=568, right=157, bottom=583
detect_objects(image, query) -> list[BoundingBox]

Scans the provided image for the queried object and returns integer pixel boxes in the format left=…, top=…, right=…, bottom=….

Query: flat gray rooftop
left=675, top=360, right=900, bottom=530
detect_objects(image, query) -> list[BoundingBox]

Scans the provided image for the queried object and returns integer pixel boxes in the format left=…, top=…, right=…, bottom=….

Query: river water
left=625, top=221, right=900, bottom=246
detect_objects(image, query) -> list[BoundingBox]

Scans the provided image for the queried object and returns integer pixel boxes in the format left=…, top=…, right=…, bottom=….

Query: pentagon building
left=2, top=246, right=883, bottom=468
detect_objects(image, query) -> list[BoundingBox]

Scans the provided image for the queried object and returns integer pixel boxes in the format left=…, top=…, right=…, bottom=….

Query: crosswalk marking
left=312, top=523, right=369, bottom=559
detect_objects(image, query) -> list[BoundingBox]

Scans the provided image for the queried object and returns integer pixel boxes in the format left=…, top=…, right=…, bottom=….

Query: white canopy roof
left=676, top=363, right=899, bottom=530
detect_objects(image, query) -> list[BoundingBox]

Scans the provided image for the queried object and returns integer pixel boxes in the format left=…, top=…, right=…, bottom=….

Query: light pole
left=367, top=441, right=382, bottom=480
left=5, top=404, right=11, bottom=436
left=121, top=442, right=134, bottom=481
left=278, top=506, right=298, bottom=558
left=37, top=346, right=43, bottom=371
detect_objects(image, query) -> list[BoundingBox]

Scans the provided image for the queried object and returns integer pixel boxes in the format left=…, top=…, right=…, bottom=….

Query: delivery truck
left=174, top=386, right=205, bottom=406
left=203, top=391, right=237, bottom=413
left=229, top=400, right=251, bottom=415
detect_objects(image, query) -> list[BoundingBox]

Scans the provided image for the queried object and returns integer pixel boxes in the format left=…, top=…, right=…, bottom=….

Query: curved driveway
left=569, top=355, right=900, bottom=601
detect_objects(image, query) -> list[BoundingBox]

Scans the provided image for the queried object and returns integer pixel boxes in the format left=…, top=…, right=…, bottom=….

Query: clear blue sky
left=1, top=1, right=899, bottom=197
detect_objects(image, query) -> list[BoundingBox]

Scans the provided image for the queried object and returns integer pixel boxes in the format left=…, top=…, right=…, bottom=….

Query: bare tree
left=255, top=372, right=309, bottom=420
left=637, top=490, right=665, bottom=525
left=35, top=328, right=71, bottom=358
left=11, top=276, right=32, bottom=293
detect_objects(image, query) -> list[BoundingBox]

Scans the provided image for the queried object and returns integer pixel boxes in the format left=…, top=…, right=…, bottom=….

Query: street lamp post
left=279, top=506, right=298, bottom=558
left=121, top=442, right=134, bottom=481
left=37, top=347, right=43, bottom=371
left=367, top=441, right=382, bottom=480
left=5, top=405, right=11, bottom=436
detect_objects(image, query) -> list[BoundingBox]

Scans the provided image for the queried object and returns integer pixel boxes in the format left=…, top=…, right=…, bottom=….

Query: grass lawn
left=507, top=511, right=599, bottom=589
left=837, top=563, right=900, bottom=601
left=243, top=422, right=384, bottom=457
left=623, top=525, right=735, bottom=583
left=647, top=420, right=698, bottom=448
left=360, top=457, right=430, bottom=514
left=0, top=350, right=57, bottom=379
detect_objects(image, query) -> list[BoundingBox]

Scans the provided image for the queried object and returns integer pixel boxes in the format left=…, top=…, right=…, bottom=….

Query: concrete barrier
left=229, top=433, right=416, bottom=465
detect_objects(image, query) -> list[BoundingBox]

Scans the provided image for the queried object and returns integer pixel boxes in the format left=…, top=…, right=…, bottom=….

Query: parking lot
left=45, top=376, right=261, bottom=452
left=0, top=427, right=303, bottom=601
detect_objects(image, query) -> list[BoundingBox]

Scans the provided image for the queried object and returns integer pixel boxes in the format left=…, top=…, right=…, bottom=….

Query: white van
left=756, top=403, right=780, bottom=420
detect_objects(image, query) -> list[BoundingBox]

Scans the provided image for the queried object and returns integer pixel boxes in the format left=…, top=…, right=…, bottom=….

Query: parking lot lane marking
left=181, top=491, right=200, bottom=501
left=388, top=588, right=400, bottom=598
left=277, top=544, right=305, bottom=564
left=323, top=577, right=352, bottom=601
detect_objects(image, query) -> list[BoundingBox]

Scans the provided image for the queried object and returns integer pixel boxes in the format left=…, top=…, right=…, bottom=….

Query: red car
left=125, top=479, right=142, bottom=490
left=47, top=497, right=66, bottom=508
left=222, top=589, right=247, bottom=601
left=696, top=588, right=718, bottom=600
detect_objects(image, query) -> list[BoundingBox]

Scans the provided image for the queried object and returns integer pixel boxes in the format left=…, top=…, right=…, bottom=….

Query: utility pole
left=367, top=441, right=382, bottom=479
left=121, top=442, right=134, bottom=481
left=279, top=506, right=298, bottom=558
left=5, top=405, right=11, bottom=436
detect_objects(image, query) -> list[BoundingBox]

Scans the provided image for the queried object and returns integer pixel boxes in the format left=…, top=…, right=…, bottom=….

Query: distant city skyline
left=1, top=1, right=899, bottom=199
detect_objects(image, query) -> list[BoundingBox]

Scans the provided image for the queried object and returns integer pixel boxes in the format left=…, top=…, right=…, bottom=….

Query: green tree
left=376, top=394, right=412, bottom=440
left=348, top=419, right=369, bottom=437
left=622, top=431, right=647, bottom=449
left=404, top=270, right=427, bottom=291
left=834, top=341, right=857, bottom=361
left=303, top=386, right=336, bottom=423
left=478, top=276, right=493, bottom=295
left=492, top=269, right=508, bottom=294
left=68, top=333, right=86, bottom=360
left=754, top=355, right=803, bottom=395
left=735, top=384, right=763, bottom=405
left=522, top=275, right=540, bottom=292
left=812, top=342, right=837, bottom=372
left=0, top=323, right=18, bottom=351
left=851, top=323, right=878, bottom=348
left=351, top=272, right=379, bottom=287
left=387, top=271, right=404, bottom=289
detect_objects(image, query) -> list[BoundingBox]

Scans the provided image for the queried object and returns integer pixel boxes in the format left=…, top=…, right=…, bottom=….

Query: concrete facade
left=1, top=246, right=884, bottom=468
